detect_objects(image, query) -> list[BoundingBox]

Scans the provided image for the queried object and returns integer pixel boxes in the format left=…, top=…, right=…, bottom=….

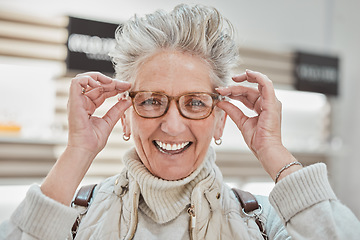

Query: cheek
left=130, top=117, right=143, bottom=139
left=192, top=118, right=217, bottom=143
left=130, top=111, right=157, bottom=144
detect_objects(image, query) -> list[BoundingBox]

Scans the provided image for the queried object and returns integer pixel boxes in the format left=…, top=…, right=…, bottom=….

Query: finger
left=68, top=77, right=102, bottom=118
left=68, top=77, right=101, bottom=116
left=253, top=96, right=263, bottom=114
left=114, top=79, right=132, bottom=91
left=76, top=72, right=113, bottom=84
left=216, top=101, right=248, bottom=132
left=84, top=87, right=104, bottom=100
left=98, top=80, right=131, bottom=93
left=86, top=81, right=130, bottom=103
left=70, top=76, right=101, bottom=97
left=231, top=72, right=248, bottom=83
left=76, top=72, right=131, bottom=93
left=102, top=99, right=132, bottom=130
left=216, top=84, right=259, bottom=97
left=216, top=85, right=260, bottom=110
left=91, top=90, right=120, bottom=108
left=245, top=70, right=276, bottom=103
left=84, top=87, right=118, bottom=103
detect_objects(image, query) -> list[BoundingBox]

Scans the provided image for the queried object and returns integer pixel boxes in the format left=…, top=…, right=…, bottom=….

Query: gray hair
left=110, top=4, right=240, bottom=87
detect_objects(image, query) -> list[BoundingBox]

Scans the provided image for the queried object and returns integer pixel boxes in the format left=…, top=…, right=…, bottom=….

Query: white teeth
left=155, top=140, right=190, bottom=151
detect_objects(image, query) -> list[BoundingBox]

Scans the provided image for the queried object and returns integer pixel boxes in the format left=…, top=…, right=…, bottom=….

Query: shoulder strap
left=73, top=184, right=97, bottom=207
left=232, top=188, right=268, bottom=240
left=71, top=184, right=97, bottom=239
left=232, top=188, right=259, bottom=213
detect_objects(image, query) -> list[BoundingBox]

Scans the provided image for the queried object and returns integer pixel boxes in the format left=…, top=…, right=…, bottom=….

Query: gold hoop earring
left=123, top=133, right=130, bottom=141
left=214, top=138, right=222, bottom=145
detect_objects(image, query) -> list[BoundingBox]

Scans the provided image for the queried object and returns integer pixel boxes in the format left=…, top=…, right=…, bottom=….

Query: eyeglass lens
left=131, top=92, right=216, bottom=119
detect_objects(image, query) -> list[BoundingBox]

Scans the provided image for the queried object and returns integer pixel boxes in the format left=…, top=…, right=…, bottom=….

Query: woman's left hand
left=216, top=70, right=301, bottom=181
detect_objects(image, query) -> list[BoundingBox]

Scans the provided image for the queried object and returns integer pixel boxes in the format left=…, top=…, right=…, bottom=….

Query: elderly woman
left=1, top=4, right=360, bottom=240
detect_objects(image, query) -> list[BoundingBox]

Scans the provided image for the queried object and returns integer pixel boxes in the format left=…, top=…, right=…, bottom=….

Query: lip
left=153, top=140, right=192, bottom=155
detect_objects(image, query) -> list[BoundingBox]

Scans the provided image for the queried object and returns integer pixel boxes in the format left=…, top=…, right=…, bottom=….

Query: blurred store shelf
left=0, top=20, right=68, bottom=43
left=0, top=9, right=68, bottom=27
left=0, top=9, right=68, bottom=61
left=0, top=137, right=59, bottom=179
left=234, top=47, right=295, bottom=86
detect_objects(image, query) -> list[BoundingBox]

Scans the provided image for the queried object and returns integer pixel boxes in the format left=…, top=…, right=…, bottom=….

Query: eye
left=187, top=98, right=205, bottom=107
left=140, top=97, right=162, bottom=106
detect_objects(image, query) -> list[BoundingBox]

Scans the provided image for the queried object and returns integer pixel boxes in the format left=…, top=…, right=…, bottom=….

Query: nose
left=160, top=101, right=187, bottom=136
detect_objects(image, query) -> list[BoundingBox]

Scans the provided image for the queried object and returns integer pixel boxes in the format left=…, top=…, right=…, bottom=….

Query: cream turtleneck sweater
left=123, top=147, right=216, bottom=224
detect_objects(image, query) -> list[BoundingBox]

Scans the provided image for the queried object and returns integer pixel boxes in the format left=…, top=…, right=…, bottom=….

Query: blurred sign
left=294, top=52, right=339, bottom=96
left=66, top=17, right=120, bottom=73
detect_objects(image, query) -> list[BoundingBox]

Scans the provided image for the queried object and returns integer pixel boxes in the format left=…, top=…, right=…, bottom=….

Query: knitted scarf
left=123, top=147, right=216, bottom=224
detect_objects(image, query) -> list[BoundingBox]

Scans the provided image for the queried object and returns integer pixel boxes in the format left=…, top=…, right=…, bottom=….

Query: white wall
left=328, top=0, right=360, bottom=217
left=1, top=0, right=359, bottom=217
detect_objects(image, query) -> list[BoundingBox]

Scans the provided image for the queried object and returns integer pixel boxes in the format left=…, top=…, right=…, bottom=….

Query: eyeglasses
left=127, top=91, right=225, bottom=120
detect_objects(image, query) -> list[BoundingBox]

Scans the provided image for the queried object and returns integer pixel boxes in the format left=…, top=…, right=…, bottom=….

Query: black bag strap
left=71, top=184, right=97, bottom=239
left=232, top=188, right=267, bottom=240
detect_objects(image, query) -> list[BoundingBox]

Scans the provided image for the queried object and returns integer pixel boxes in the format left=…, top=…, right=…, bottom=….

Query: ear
left=121, top=109, right=131, bottom=136
left=214, top=110, right=227, bottom=140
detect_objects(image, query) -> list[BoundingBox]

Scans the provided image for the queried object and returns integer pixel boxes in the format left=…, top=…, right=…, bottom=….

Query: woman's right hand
left=67, top=72, right=132, bottom=158
left=41, top=72, right=131, bottom=205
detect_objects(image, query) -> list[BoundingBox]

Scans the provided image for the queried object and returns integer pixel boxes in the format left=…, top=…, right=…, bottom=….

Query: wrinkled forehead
left=132, top=51, right=215, bottom=94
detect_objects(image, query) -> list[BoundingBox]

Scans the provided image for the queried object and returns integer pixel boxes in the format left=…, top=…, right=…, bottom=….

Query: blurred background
left=0, top=0, right=359, bottom=222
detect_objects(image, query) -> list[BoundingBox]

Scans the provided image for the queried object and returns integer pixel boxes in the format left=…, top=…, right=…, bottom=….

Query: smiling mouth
left=153, top=140, right=192, bottom=155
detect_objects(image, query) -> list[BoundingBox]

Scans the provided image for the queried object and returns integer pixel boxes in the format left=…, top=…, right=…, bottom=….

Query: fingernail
left=246, top=69, right=254, bottom=73
left=117, top=91, right=130, bottom=101
left=232, top=72, right=246, bottom=79
left=215, top=87, right=227, bottom=91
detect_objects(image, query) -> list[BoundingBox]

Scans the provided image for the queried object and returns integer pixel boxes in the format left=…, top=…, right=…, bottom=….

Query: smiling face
left=122, top=51, right=226, bottom=180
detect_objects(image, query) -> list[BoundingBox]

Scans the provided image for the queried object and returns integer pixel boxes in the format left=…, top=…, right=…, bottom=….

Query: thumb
left=216, top=101, right=248, bottom=133
left=102, top=99, right=132, bottom=130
